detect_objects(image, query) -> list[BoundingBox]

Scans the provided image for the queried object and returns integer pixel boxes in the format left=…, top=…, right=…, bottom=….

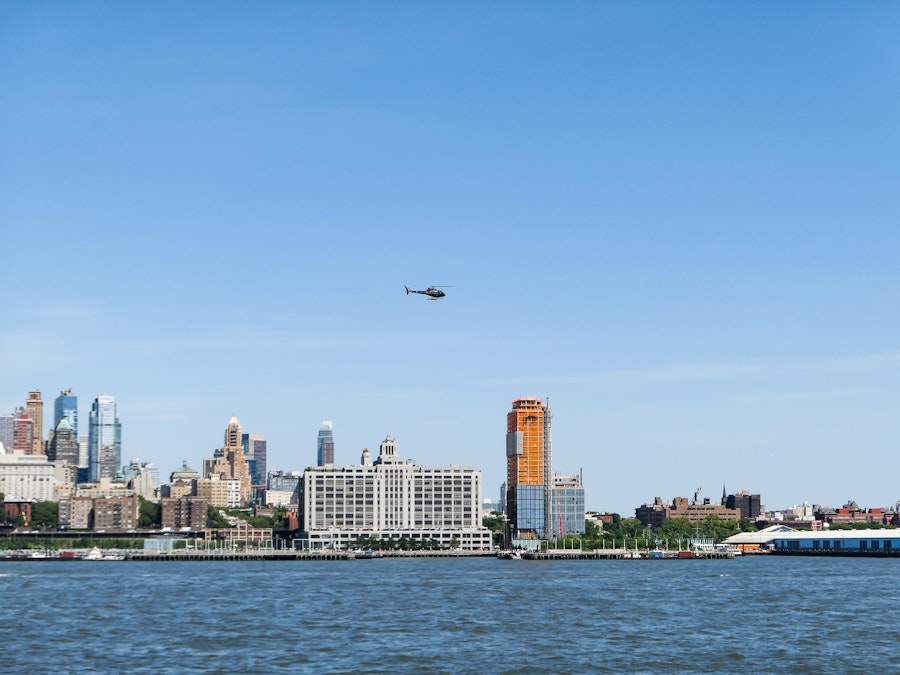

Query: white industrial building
left=0, top=451, right=67, bottom=502
left=298, top=435, right=493, bottom=551
left=771, top=528, right=900, bottom=553
left=724, top=525, right=900, bottom=554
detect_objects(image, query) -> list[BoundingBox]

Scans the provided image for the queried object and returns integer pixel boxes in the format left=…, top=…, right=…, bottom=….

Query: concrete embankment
left=514, top=549, right=734, bottom=561
left=127, top=549, right=496, bottom=561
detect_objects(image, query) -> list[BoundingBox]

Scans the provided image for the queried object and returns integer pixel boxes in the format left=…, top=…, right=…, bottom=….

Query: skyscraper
left=48, top=418, right=79, bottom=466
left=77, top=434, right=89, bottom=469
left=505, top=397, right=552, bottom=541
left=203, top=416, right=251, bottom=504
left=227, top=416, right=251, bottom=502
left=89, top=395, right=121, bottom=481
left=54, top=389, right=78, bottom=439
left=317, top=421, right=335, bottom=466
left=26, top=391, right=44, bottom=455
left=242, top=433, right=267, bottom=487
left=12, top=407, right=33, bottom=455
left=0, top=412, right=16, bottom=453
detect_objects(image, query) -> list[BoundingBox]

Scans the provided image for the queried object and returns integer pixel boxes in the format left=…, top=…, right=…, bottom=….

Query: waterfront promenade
left=1, top=547, right=735, bottom=562
left=131, top=548, right=735, bottom=562
left=518, top=548, right=734, bottom=560
left=128, top=549, right=495, bottom=561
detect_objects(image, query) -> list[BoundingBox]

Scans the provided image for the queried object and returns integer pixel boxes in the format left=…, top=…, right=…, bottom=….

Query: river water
left=1, top=555, right=896, bottom=673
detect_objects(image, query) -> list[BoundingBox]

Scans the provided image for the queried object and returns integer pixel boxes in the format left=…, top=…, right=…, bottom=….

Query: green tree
left=659, top=517, right=692, bottom=539
left=207, top=507, right=231, bottom=529
left=31, top=501, right=59, bottom=528
left=584, top=520, right=601, bottom=539
left=272, top=508, right=290, bottom=531
left=698, top=514, right=741, bottom=542
left=245, top=515, right=275, bottom=528
left=619, top=517, right=645, bottom=537
left=138, top=497, right=161, bottom=529
left=830, top=521, right=889, bottom=530
left=483, top=514, right=506, bottom=546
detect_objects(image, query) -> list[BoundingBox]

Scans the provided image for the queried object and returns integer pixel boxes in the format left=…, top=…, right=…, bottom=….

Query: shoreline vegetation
left=4, top=504, right=896, bottom=557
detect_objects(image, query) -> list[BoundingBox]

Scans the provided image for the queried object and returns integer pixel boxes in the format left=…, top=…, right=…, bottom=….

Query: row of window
left=313, top=492, right=471, bottom=499
left=783, top=540, right=896, bottom=551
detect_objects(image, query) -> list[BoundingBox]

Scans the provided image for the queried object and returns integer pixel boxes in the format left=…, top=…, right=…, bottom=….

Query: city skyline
left=1, top=386, right=895, bottom=517
left=3, top=5, right=900, bottom=514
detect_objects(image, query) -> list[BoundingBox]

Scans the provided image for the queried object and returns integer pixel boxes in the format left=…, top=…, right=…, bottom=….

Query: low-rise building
left=2, top=499, right=32, bottom=523
left=636, top=495, right=741, bottom=528
left=815, top=500, right=893, bottom=526
left=587, top=512, right=615, bottom=525
left=771, top=528, right=900, bottom=554
left=722, top=524, right=798, bottom=552
left=208, top=522, right=273, bottom=548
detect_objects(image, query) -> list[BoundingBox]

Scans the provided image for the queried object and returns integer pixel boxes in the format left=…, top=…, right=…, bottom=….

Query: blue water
left=1, top=556, right=897, bottom=673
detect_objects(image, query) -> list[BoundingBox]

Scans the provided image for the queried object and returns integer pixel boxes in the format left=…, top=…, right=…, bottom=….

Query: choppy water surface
left=2, top=556, right=897, bottom=673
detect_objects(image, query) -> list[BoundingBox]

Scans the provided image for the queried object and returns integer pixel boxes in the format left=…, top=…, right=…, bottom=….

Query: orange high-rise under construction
left=506, top=397, right=552, bottom=539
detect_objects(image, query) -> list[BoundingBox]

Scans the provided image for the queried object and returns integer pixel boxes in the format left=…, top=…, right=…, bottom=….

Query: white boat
left=84, top=547, right=125, bottom=561
left=354, top=550, right=383, bottom=559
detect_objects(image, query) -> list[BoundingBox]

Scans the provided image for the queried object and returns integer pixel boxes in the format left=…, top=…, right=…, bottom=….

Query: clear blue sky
left=3, top=3, right=899, bottom=515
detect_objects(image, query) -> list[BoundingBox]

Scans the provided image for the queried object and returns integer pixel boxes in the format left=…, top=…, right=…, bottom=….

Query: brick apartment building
left=160, top=496, right=208, bottom=531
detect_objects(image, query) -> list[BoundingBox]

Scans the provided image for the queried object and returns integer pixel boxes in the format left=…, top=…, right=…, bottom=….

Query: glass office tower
left=54, top=389, right=78, bottom=438
left=88, top=395, right=121, bottom=481
left=317, top=421, right=334, bottom=466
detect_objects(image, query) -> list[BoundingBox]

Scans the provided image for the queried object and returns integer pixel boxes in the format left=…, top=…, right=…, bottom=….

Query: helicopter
left=405, top=285, right=452, bottom=300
